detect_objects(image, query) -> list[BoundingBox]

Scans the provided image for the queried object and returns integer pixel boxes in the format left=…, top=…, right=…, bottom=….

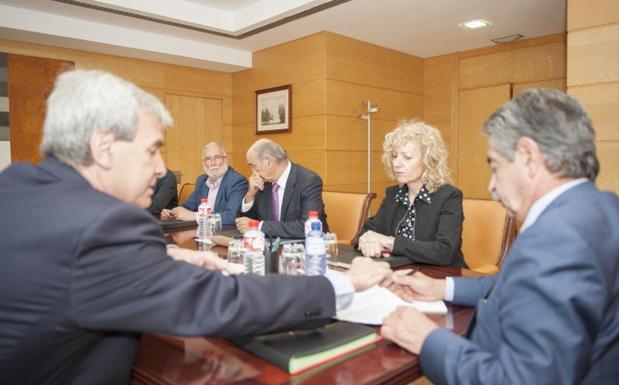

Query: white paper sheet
left=335, top=285, right=447, bottom=325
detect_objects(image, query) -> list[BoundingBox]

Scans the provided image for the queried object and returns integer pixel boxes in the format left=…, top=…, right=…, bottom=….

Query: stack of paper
left=336, top=285, right=447, bottom=325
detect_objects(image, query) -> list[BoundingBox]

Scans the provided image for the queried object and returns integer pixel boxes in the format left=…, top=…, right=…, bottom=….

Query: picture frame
left=255, top=85, right=292, bottom=134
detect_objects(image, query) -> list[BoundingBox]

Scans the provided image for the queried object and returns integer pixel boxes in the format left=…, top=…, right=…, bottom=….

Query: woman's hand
left=359, top=231, right=395, bottom=257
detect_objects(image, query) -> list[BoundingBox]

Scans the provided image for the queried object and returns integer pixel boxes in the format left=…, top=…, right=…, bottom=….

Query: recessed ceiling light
left=459, top=19, right=492, bottom=30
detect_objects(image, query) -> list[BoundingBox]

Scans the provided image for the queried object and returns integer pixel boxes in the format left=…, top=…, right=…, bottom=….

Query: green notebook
left=229, top=321, right=381, bottom=374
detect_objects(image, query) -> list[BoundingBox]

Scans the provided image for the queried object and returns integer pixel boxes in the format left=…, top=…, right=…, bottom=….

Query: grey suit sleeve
left=70, top=204, right=335, bottom=337
left=261, top=173, right=325, bottom=239
left=450, top=275, right=497, bottom=307
left=419, top=226, right=606, bottom=385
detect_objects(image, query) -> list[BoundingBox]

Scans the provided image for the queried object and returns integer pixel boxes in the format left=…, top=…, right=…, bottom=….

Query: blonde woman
left=357, top=120, right=466, bottom=267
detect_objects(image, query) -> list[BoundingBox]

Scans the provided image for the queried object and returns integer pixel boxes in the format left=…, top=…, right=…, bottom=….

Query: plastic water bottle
left=243, top=220, right=265, bottom=275
left=196, top=198, right=212, bottom=240
left=305, top=222, right=326, bottom=276
left=304, top=210, right=322, bottom=237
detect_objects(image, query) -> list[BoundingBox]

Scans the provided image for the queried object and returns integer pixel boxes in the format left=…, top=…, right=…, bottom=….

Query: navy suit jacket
left=183, top=167, right=248, bottom=225
left=241, top=162, right=328, bottom=239
left=147, top=168, right=178, bottom=214
left=420, top=181, right=619, bottom=385
left=0, top=158, right=335, bottom=385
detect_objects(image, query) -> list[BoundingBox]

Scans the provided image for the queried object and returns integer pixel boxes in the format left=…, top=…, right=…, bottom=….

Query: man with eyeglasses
left=161, top=142, right=248, bottom=225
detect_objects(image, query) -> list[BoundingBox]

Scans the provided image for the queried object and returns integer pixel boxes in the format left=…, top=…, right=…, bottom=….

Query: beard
left=206, top=163, right=229, bottom=181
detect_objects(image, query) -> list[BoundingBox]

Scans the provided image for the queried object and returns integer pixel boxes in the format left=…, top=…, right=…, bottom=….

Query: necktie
left=270, top=183, right=280, bottom=221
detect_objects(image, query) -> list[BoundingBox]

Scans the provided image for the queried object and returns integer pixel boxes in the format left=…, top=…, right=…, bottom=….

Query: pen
left=406, top=266, right=421, bottom=276
left=271, top=237, right=282, bottom=253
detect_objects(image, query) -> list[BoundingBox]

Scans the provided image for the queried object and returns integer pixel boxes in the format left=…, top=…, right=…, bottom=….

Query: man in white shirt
left=380, top=89, right=619, bottom=385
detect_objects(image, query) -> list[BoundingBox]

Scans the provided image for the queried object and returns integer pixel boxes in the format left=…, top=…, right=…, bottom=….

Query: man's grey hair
left=483, top=88, right=599, bottom=181
left=250, top=138, right=288, bottom=163
left=40, top=69, right=173, bottom=166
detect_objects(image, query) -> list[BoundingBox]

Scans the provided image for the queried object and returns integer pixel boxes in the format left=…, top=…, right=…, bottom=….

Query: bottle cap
left=308, top=210, right=318, bottom=218
left=200, top=198, right=208, bottom=203
left=249, top=220, right=260, bottom=228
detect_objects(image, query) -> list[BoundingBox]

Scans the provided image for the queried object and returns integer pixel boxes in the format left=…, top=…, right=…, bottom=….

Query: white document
left=336, top=285, right=447, bottom=325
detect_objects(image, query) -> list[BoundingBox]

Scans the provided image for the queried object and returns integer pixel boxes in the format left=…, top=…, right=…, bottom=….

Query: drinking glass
left=280, top=243, right=305, bottom=275
left=324, top=232, right=338, bottom=263
left=279, top=244, right=293, bottom=274
left=292, top=243, right=305, bottom=275
left=208, top=213, right=222, bottom=235
left=228, top=239, right=244, bottom=265
left=195, top=237, right=213, bottom=252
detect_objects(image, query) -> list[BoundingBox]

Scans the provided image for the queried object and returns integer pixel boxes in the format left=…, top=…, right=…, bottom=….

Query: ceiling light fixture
left=458, top=19, right=492, bottom=29
left=491, top=33, right=525, bottom=45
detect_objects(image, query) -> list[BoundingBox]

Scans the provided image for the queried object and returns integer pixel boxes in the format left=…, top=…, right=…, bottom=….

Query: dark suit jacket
left=147, top=168, right=178, bottom=214
left=183, top=167, right=248, bottom=225
left=241, top=162, right=328, bottom=239
left=0, top=158, right=335, bottom=385
left=420, top=181, right=619, bottom=385
left=359, top=184, right=465, bottom=267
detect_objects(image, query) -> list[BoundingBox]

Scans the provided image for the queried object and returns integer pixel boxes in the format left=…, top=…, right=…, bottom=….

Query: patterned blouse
left=394, top=184, right=432, bottom=241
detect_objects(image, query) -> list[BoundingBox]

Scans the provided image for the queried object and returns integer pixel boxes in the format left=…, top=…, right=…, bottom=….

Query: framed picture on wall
left=255, top=85, right=292, bottom=134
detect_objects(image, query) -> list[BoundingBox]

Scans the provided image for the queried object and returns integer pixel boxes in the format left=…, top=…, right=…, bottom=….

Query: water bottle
left=304, top=210, right=322, bottom=237
left=196, top=198, right=212, bottom=240
left=243, top=220, right=265, bottom=276
left=305, top=222, right=326, bottom=276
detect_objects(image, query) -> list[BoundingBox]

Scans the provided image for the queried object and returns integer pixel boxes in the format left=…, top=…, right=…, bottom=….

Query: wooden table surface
left=131, top=226, right=476, bottom=385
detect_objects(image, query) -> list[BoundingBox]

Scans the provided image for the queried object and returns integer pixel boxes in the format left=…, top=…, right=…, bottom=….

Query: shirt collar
left=206, top=166, right=228, bottom=189
left=274, top=161, right=292, bottom=189
left=520, top=178, right=588, bottom=233
left=395, top=184, right=432, bottom=207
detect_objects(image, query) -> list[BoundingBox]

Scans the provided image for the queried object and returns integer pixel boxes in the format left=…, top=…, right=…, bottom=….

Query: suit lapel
left=263, top=182, right=274, bottom=219
left=280, top=163, right=297, bottom=221
left=213, top=169, right=229, bottom=211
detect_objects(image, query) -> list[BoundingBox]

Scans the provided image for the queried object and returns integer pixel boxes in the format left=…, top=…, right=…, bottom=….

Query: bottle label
left=243, top=236, right=265, bottom=252
left=198, top=204, right=212, bottom=216
left=305, top=238, right=325, bottom=255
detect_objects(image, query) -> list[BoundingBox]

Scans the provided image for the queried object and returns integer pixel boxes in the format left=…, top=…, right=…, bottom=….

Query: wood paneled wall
left=231, top=33, right=327, bottom=179
left=0, top=38, right=232, bottom=185
left=3, top=30, right=577, bottom=205
left=231, top=32, right=424, bottom=211
left=424, top=34, right=567, bottom=199
left=567, top=0, right=619, bottom=194
left=324, top=33, right=424, bottom=208
left=7, top=54, right=74, bottom=164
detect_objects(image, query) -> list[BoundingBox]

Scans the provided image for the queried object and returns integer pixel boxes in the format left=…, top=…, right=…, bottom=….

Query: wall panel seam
left=567, top=80, right=619, bottom=89
left=325, top=78, right=423, bottom=96
left=568, top=21, right=619, bottom=33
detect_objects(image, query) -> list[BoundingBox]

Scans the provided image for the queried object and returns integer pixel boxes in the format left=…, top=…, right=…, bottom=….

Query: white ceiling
left=0, top=0, right=566, bottom=72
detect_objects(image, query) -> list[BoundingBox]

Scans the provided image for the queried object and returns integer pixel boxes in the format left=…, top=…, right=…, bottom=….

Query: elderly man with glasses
left=161, top=142, right=248, bottom=225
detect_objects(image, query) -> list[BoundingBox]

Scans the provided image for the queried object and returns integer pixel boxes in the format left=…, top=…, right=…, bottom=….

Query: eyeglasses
left=203, top=155, right=226, bottom=163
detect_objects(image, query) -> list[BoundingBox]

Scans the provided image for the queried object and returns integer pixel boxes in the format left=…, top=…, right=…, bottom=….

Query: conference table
left=130, top=226, right=478, bottom=385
